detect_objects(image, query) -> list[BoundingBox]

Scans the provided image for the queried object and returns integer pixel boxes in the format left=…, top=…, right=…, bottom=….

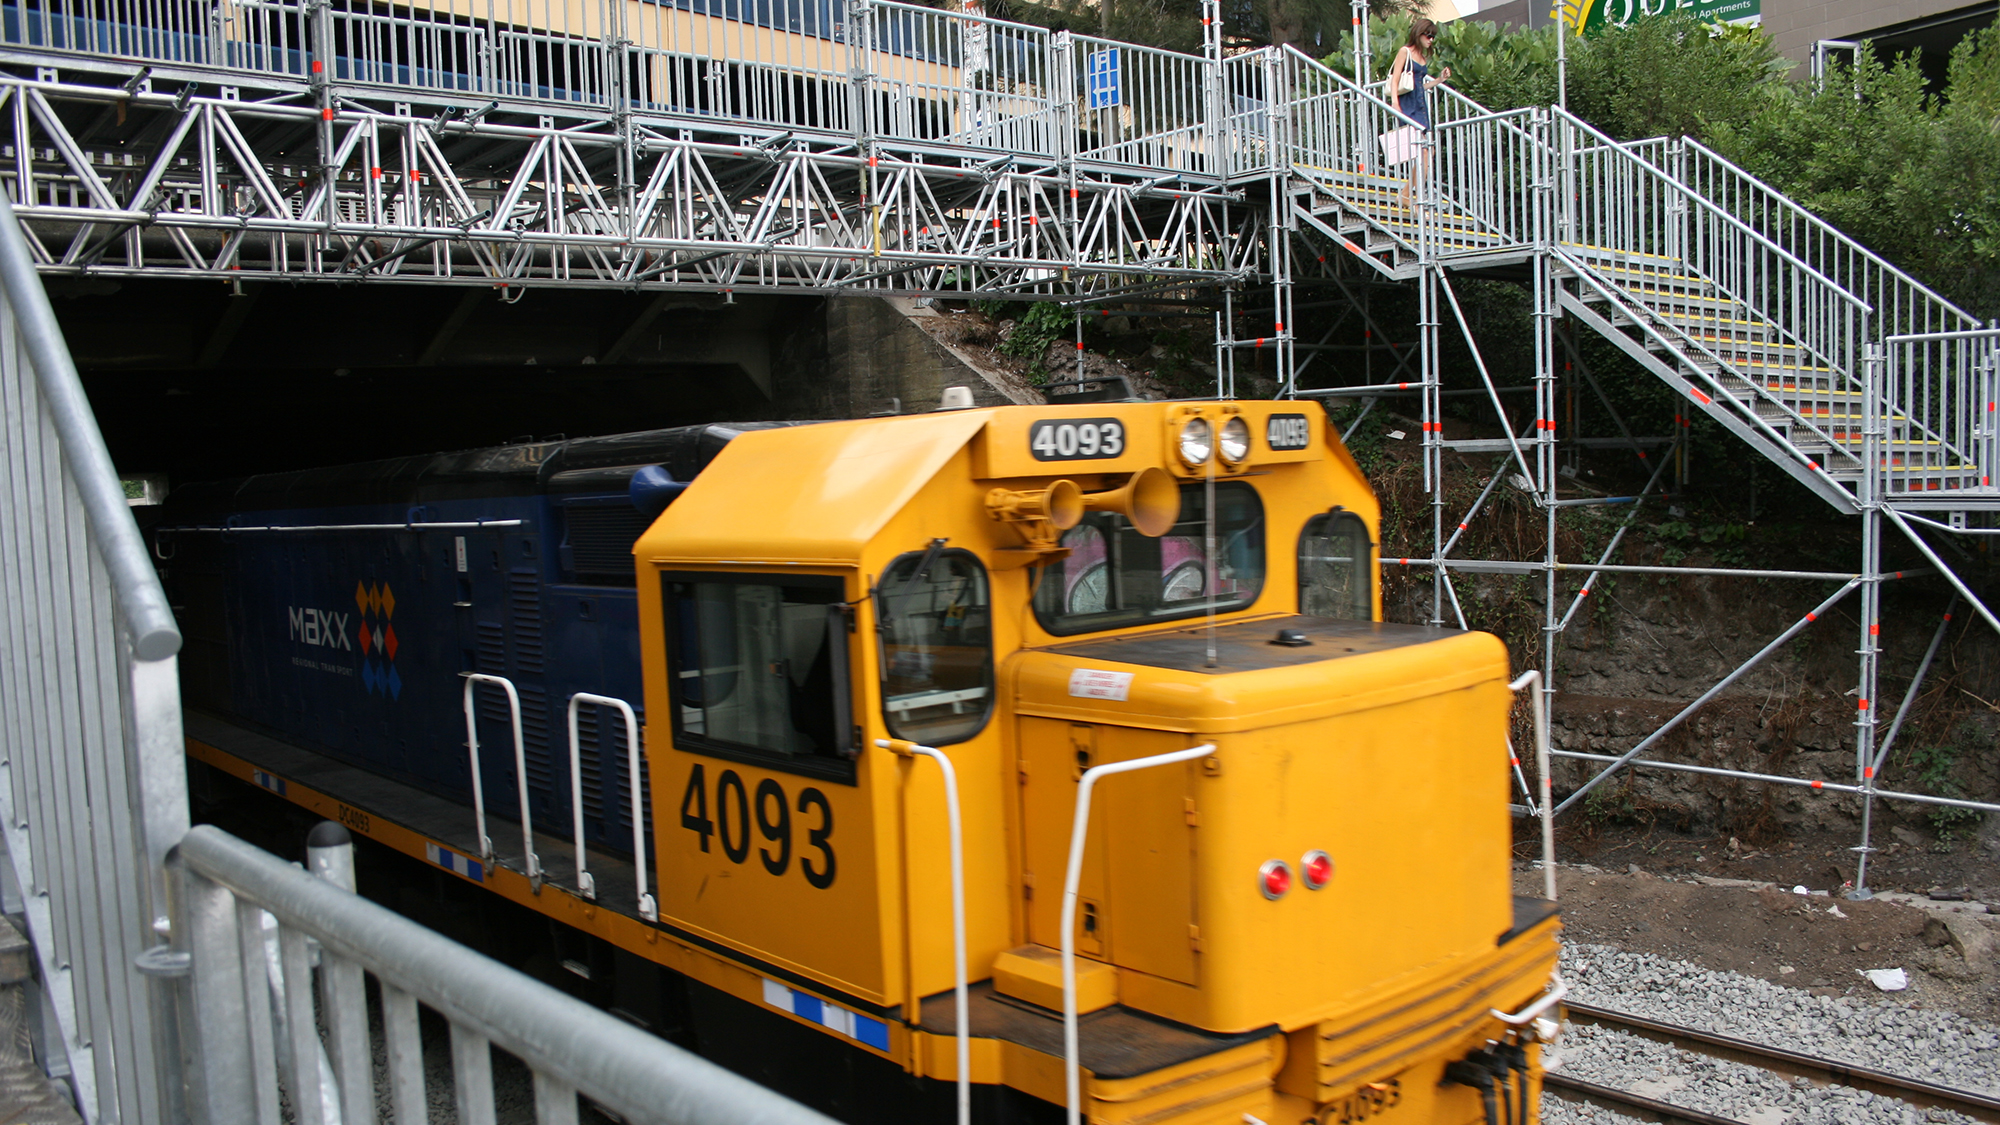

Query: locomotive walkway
left=0, top=0, right=1995, bottom=1121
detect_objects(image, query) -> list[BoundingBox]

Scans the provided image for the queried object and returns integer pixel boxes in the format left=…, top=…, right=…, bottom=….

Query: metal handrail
left=173, top=825, right=841, bottom=1125
left=0, top=194, right=180, bottom=660
left=461, top=673, right=539, bottom=880
left=1282, top=48, right=1542, bottom=259
left=879, top=739, right=968, bottom=1125
left=1275, top=46, right=1440, bottom=256
left=1877, top=328, right=2000, bottom=498
left=1437, top=102, right=1539, bottom=131
left=0, top=178, right=191, bottom=1124
left=1554, top=108, right=1985, bottom=480
left=567, top=692, right=657, bottom=921
left=1679, top=136, right=1980, bottom=330
left=1279, top=45, right=1425, bottom=134
left=1887, top=327, right=2000, bottom=345
left=1425, top=85, right=1543, bottom=251
left=1552, top=107, right=1867, bottom=311
left=1509, top=671, right=1555, bottom=902
left=1545, top=108, right=1963, bottom=477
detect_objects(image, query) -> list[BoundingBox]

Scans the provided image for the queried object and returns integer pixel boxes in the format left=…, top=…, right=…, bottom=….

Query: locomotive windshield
left=1032, top=481, right=1265, bottom=636
left=1299, top=509, right=1373, bottom=620
left=663, top=573, right=853, bottom=780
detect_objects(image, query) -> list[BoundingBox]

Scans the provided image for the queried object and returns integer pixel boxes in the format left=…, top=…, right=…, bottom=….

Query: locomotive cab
left=633, top=400, right=1561, bottom=1124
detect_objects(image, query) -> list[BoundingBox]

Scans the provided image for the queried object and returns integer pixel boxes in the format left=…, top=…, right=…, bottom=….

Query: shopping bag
left=1379, top=126, right=1421, bottom=167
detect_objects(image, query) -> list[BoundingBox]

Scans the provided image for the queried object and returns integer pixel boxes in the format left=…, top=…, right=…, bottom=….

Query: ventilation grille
left=474, top=683, right=553, bottom=816
left=575, top=704, right=606, bottom=822
left=509, top=569, right=545, bottom=673
left=475, top=622, right=506, bottom=673
left=565, top=506, right=645, bottom=586
left=519, top=684, right=552, bottom=802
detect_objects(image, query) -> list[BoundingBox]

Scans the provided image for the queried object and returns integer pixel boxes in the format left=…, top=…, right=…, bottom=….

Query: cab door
left=1017, top=718, right=1199, bottom=986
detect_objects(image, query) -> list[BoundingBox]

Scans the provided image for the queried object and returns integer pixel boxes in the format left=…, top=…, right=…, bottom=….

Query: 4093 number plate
left=1266, top=413, right=1313, bottom=451
left=1028, top=418, right=1125, bottom=461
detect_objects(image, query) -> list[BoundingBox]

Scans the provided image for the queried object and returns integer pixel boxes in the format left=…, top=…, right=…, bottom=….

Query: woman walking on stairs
left=1388, top=18, right=1451, bottom=211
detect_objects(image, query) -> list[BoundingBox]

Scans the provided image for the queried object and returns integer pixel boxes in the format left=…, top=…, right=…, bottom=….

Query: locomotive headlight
left=1219, top=416, right=1251, bottom=463
left=1177, top=418, right=1214, bottom=466
left=1259, top=859, right=1292, bottom=900
left=1302, top=850, right=1333, bottom=890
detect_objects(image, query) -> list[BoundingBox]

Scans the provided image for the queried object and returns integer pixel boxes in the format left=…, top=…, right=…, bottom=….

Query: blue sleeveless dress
left=1399, top=58, right=1430, bottom=130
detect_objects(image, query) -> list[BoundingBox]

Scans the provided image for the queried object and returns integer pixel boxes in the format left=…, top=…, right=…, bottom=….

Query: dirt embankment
left=1517, top=845, right=2000, bottom=1022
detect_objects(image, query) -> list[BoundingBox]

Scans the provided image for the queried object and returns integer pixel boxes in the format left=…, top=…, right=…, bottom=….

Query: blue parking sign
left=1086, top=49, right=1121, bottom=109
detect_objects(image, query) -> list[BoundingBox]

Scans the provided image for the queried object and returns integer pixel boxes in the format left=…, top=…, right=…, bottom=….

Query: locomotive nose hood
left=1006, top=616, right=1516, bottom=1033
left=1011, top=615, right=1505, bottom=733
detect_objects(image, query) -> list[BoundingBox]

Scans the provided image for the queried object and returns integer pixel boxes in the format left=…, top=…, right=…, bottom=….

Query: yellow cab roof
left=636, top=409, right=996, bottom=566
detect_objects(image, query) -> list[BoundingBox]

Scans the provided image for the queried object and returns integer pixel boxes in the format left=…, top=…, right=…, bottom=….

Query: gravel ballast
left=1539, top=942, right=2000, bottom=1124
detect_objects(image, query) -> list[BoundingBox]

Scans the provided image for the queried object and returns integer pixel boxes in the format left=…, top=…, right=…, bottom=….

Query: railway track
left=1542, top=1001, right=2000, bottom=1125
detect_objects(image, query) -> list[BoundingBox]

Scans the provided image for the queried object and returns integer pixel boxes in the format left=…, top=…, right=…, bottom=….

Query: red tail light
left=1259, top=859, right=1292, bottom=900
left=1302, top=850, right=1333, bottom=890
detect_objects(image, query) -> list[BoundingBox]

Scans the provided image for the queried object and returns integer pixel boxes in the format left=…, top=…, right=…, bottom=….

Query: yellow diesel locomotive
left=167, top=398, right=1562, bottom=1125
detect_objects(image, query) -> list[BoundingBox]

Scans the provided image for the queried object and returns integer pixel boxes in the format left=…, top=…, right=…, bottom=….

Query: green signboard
left=1552, top=0, right=1760, bottom=36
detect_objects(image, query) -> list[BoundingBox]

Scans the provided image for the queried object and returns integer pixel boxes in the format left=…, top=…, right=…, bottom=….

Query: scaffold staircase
left=1264, top=49, right=1528, bottom=281
left=1265, top=54, right=1994, bottom=519
left=1544, top=109, right=1991, bottom=515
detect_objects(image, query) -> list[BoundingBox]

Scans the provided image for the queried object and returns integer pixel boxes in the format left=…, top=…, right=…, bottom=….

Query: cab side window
left=664, top=573, right=855, bottom=782
left=876, top=550, right=992, bottom=746
left=1299, top=510, right=1372, bottom=620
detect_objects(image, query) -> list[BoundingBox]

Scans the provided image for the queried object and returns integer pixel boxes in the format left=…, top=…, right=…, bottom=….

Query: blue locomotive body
left=163, top=423, right=793, bottom=855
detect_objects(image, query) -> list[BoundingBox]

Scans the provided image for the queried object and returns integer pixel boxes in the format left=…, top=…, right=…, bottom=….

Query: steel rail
left=25, top=263, right=1199, bottom=301
left=1564, top=1002, right=2000, bottom=1125
left=1897, top=512, right=2000, bottom=536
left=1541, top=1073, right=1748, bottom=1125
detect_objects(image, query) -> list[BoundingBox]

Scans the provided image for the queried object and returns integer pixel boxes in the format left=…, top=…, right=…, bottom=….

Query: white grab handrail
left=570, top=693, right=657, bottom=921
left=1509, top=671, right=1555, bottom=902
left=568, top=692, right=644, bottom=900
left=461, top=673, right=539, bottom=881
left=878, top=739, right=968, bottom=1125
left=1491, top=974, right=1568, bottom=1025
left=1061, top=742, right=1218, bottom=1125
